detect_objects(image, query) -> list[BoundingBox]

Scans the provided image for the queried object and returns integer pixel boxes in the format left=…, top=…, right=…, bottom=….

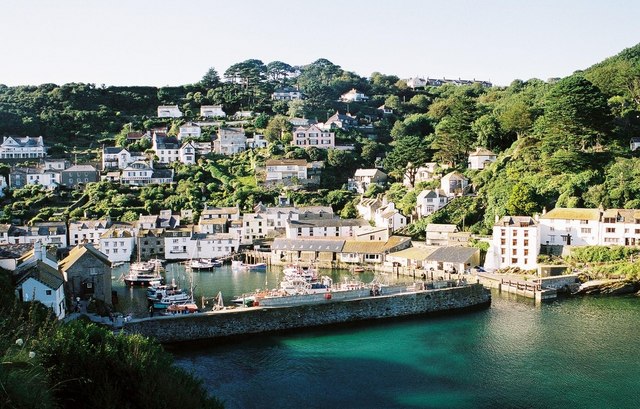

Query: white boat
left=188, top=258, right=219, bottom=270
left=232, top=261, right=267, bottom=271
left=130, top=261, right=156, bottom=274
left=123, top=270, right=162, bottom=286
left=280, top=276, right=332, bottom=295
left=283, top=264, right=317, bottom=282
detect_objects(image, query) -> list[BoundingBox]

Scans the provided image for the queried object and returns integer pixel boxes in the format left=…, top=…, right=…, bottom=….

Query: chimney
left=34, top=240, right=43, bottom=262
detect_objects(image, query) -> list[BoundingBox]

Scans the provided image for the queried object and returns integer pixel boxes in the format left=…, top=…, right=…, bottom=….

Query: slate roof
left=154, top=136, right=181, bottom=149
left=425, top=224, right=458, bottom=233
left=63, top=165, right=97, bottom=172
left=266, top=159, right=308, bottom=167
left=424, top=246, right=478, bottom=263
left=104, top=147, right=127, bottom=155
left=0, top=243, right=33, bottom=259
left=17, top=261, right=64, bottom=290
left=288, top=218, right=369, bottom=228
left=495, top=216, right=537, bottom=227
left=272, top=238, right=345, bottom=252
left=387, top=246, right=438, bottom=260
left=58, top=243, right=111, bottom=271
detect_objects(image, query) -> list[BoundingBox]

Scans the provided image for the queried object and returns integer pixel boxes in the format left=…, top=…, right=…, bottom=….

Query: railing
left=500, top=278, right=541, bottom=292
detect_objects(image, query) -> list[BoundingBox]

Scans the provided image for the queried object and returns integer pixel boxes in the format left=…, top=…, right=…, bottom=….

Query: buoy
left=253, top=300, right=259, bottom=306
left=324, top=293, right=332, bottom=300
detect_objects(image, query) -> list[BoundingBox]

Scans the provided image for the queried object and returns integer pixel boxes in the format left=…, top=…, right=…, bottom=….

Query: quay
left=476, top=272, right=580, bottom=302
left=123, top=283, right=490, bottom=343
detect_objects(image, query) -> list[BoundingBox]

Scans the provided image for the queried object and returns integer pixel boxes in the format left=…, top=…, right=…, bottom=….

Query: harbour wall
left=124, top=283, right=490, bottom=344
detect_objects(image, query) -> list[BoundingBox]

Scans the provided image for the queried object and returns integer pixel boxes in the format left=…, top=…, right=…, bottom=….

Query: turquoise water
left=170, top=292, right=640, bottom=409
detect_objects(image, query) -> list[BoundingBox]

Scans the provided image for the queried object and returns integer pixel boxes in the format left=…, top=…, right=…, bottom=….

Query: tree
left=266, top=61, right=295, bottom=83
left=264, top=115, right=292, bottom=142
left=384, top=135, right=432, bottom=187
left=505, top=182, right=538, bottom=216
left=200, top=67, right=220, bottom=89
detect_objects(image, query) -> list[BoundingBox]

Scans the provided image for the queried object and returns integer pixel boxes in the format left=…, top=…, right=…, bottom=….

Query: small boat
left=188, top=258, right=219, bottom=270
left=351, top=266, right=365, bottom=273
left=123, top=270, right=163, bottom=286
left=232, top=261, right=267, bottom=271
left=130, top=261, right=156, bottom=274
left=164, top=302, right=199, bottom=315
left=283, top=264, right=317, bottom=282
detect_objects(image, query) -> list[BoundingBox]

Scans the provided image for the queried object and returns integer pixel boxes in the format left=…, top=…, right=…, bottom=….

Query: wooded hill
left=1, top=44, right=640, bottom=235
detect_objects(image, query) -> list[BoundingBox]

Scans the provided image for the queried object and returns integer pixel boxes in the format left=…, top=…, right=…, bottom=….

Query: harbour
left=171, top=292, right=640, bottom=409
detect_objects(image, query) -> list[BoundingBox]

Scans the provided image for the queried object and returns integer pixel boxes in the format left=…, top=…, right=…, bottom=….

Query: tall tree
left=200, top=67, right=220, bottom=89
left=384, top=135, right=432, bottom=187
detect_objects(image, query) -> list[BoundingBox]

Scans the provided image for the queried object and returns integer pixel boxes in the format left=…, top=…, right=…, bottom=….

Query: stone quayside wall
left=124, top=284, right=491, bottom=344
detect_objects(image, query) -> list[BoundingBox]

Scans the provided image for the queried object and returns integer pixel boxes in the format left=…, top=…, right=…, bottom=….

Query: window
left=606, top=227, right=615, bottom=233
left=550, top=227, right=555, bottom=232
left=512, top=239, right=517, bottom=246
left=512, top=249, right=517, bottom=255
left=501, top=229, right=506, bottom=236
left=580, top=220, right=588, bottom=224
left=524, top=249, right=529, bottom=256
left=46, top=290, right=52, bottom=295
left=501, top=239, right=506, bottom=245
left=524, top=258, right=528, bottom=265
left=523, top=240, right=528, bottom=246
left=581, top=228, right=591, bottom=234
left=549, top=235, right=555, bottom=243
left=511, top=258, right=518, bottom=264
left=524, top=230, right=529, bottom=237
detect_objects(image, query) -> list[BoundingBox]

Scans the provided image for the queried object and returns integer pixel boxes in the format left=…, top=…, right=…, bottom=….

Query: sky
left=1, top=0, right=639, bottom=87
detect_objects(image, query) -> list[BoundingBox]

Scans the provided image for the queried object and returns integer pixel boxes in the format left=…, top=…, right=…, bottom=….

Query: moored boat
left=232, top=261, right=267, bottom=271
left=188, top=258, right=219, bottom=270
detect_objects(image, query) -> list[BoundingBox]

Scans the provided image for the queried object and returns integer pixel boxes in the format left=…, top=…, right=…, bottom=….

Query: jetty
left=476, top=272, right=580, bottom=302
left=123, top=282, right=490, bottom=343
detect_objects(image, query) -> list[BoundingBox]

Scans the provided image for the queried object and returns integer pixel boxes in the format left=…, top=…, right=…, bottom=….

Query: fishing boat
left=232, top=261, right=267, bottom=271
left=188, top=258, right=219, bottom=271
left=123, top=270, right=162, bottom=286
left=164, top=302, right=199, bottom=315
left=283, top=263, right=317, bottom=282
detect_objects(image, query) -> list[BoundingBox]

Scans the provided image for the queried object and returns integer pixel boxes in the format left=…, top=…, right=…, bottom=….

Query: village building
left=373, top=202, right=407, bottom=232
left=423, top=246, right=480, bottom=274
left=214, top=127, right=246, bottom=155
left=284, top=217, right=369, bottom=239
left=263, top=159, right=323, bottom=187
left=291, top=125, right=335, bottom=149
left=102, top=147, right=145, bottom=170
left=4, top=222, right=67, bottom=247
left=348, top=169, right=387, bottom=194
left=416, top=189, right=449, bottom=219
left=60, top=165, right=99, bottom=188
left=272, top=87, right=304, bottom=101
left=467, top=147, right=497, bottom=170
left=69, top=218, right=113, bottom=247
left=58, top=243, right=112, bottom=304
left=321, top=111, right=358, bottom=131
left=200, top=105, right=226, bottom=118
left=0, top=136, right=47, bottom=160
left=425, top=224, right=459, bottom=246
left=178, top=122, right=201, bottom=140
left=246, top=134, right=268, bottom=149
left=99, top=225, right=135, bottom=263
left=630, top=137, right=640, bottom=151
left=9, top=166, right=60, bottom=189
left=157, top=105, right=182, bottom=118
left=486, top=216, right=539, bottom=272
left=441, top=171, right=470, bottom=197
left=404, top=162, right=439, bottom=187
left=339, top=88, right=369, bottom=102
left=339, top=236, right=411, bottom=265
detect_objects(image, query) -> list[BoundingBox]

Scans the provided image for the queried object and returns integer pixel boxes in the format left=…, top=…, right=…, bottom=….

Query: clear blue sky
left=1, top=0, right=638, bottom=87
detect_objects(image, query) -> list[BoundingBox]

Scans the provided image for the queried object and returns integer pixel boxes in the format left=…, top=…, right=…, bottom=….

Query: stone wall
left=124, top=284, right=490, bottom=343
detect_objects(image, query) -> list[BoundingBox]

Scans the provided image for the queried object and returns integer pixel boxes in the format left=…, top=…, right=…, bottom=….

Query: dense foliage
left=0, top=269, right=223, bottom=409
left=2, top=44, right=640, bottom=235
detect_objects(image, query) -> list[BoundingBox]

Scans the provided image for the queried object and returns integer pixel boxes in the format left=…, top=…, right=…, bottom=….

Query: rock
left=577, top=279, right=640, bottom=295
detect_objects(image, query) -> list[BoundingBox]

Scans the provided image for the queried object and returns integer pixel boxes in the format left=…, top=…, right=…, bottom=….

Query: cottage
left=386, top=245, right=438, bottom=269
left=178, top=122, right=201, bottom=140
left=61, top=165, right=99, bottom=188
left=416, top=189, right=449, bottom=219
left=339, top=236, right=411, bottom=265
left=285, top=218, right=369, bottom=239
left=9, top=166, right=60, bottom=189
left=405, top=162, right=439, bottom=187
left=467, top=147, right=497, bottom=170
left=322, top=111, right=358, bottom=131
left=200, top=105, right=226, bottom=118
left=272, top=87, right=304, bottom=101
left=271, top=238, right=345, bottom=264
left=102, top=147, right=145, bottom=170
left=441, top=171, right=470, bottom=196
left=405, top=77, right=427, bottom=89
left=291, top=125, right=335, bottom=149
left=630, top=137, right=640, bottom=151
left=486, top=215, right=539, bottom=272
left=425, top=224, right=458, bottom=246
left=348, top=169, right=387, bottom=194
left=58, top=243, right=112, bottom=304
left=423, top=246, right=480, bottom=274
left=99, top=225, right=135, bottom=263
left=69, top=218, right=112, bottom=247
left=214, top=127, right=246, bottom=155
left=339, top=88, right=368, bottom=102
left=356, top=196, right=383, bottom=222
left=157, top=105, right=182, bottom=118
left=246, top=134, right=268, bottom=149
left=373, top=202, right=407, bottom=232
left=16, top=259, right=66, bottom=319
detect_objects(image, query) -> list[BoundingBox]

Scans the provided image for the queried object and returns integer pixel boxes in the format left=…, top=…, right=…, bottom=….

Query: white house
left=630, top=137, right=640, bottom=151
left=425, top=224, right=458, bottom=246
left=7, top=223, right=67, bottom=247
left=486, top=216, right=540, bottom=272
left=102, top=147, right=140, bottom=170
left=356, top=197, right=383, bottom=222
left=404, top=162, right=439, bottom=187
left=163, top=230, right=239, bottom=261
left=157, top=105, right=182, bottom=118
left=246, top=134, right=268, bottom=149
left=441, top=171, right=469, bottom=197
left=339, top=88, right=369, bottom=102
left=178, top=122, right=201, bottom=140
left=265, top=159, right=308, bottom=183
left=423, top=246, right=480, bottom=274
left=17, top=261, right=66, bottom=320
left=468, top=147, right=497, bottom=170
left=291, top=125, right=335, bottom=149
left=0, top=136, right=47, bottom=160
left=322, top=111, right=358, bottom=131
left=214, top=127, right=246, bottom=155
left=348, top=169, right=387, bottom=194
left=179, top=141, right=197, bottom=165
left=285, top=218, right=369, bottom=239
left=405, top=77, right=427, bottom=89
left=152, top=133, right=181, bottom=164
left=538, top=207, right=602, bottom=247
left=68, top=218, right=113, bottom=247
left=43, top=159, right=69, bottom=171
left=373, top=202, right=407, bottom=232
left=272, top=87, right=303, bottom=101
left=200, top=105, right=226, bottom=118
left=200, top=206, right=240, bottom=222
left=121, top=161, right=154, bottom=186
left=9, top=167, right=60, bottom=189
left=416, top=189, right=449, bottom=219
left=99, top=225, right=135, bottom=263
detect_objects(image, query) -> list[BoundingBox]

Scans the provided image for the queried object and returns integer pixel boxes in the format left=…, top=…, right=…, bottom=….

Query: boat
left=351, top=265, right=365, bottom=273
left=188, top=258, right=219, bottom=271
left=164, top=302, right=199, bottom=315
left=130, top=261, right=156, bottom=274
left=280, top=276, right=332, bottom=295
left=283, top=263, right=317, bottom=282
left=123, top=270, right=163, bottom=286
left=232, top=261, right=267, bottom=271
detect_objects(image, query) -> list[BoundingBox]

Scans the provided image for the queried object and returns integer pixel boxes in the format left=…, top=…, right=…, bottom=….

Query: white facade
left=20, top=276, right=66, bottom=319
left=121, top=161, right=154, bottom=186
left=200, top=105, right=226, bottom=118
left=10, top=168, right=60, bottom=189
left=179, top=142, right=196, bottom=165
left=405, top=77, right=427, bottom=89
left=69, top=219, right=112, bottom=247
left=265, top=159, right=308, bottom=182
left=6, top=224, right=67, bottom=247
left=405, top=162, right=439, bottom=187
left=441, top=171, right=469, bottom=196
left=373, top=202, right=406, bottom=232
left=0, top=136, right=46, bottom=160
left=468, top=147, right=497, bottom=170
left=164, top=233, right=239, bottom=261
left=99, top=227, right=135, bottom=263
left=291, top=125, right=335, bottom=149
left=285, top=218, right=369, bottom=239
left=215, top=128, right=246, bottom=155
left=246, top=134, right=268, bottom=149
left=157, top=105, right=182, bottom=118
left=416, top=189, right=449, bottom=219
left=348, top=169, right=386, bottom=194
left=487, top=216, right=540, bottom=271
left=339, top=88, right=368, bottom=102
left=538, top=208, right=603, bottom=247
left=178, top=123, right=201, bottom=140
left=272, top=88, right=303, bottom=101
